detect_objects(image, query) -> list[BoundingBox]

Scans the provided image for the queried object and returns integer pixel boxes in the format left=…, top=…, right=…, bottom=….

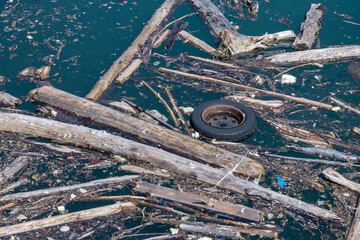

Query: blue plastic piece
left=276, top=176, right=287, bottom=188
left=161, top=199, right=166, bottom=206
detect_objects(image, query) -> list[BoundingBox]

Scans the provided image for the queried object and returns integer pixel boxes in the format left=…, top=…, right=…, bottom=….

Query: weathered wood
left=165, top=20, right=186, bottom=52
left=158, top=67, right=338, bottom=111
left=179, top=222, right=278, bottom=239
left=0, top=91, right=21, bottom=108
left=0, top=112, right=340, bottom=220
left=153, top=29, right=171, bottom=48
left=134, top=181, right=263, bottom=222
left=0, top=202, right=137, bottom=237
left=264, top=45, right=360, bottom=66
left=292, top=4, right=327, bottom=50
left=86, top=0, right=184, bottom=101
left=225, top=95, right=284, bottom=108
left=115, top=58, right=143, bottom=84
left=0, top=156, right=29, bottom=187
left=330, top=96, right=360, bottom=116
left=347, top=197, right=360, bottom=240
left=322, top=168, right=360, bottom=194
left=119, top=165, right=171, bottom=178
left=29, top=86, right=264, bottom=178
left=186, top=0, right=295, bottom=58
left=178, top=30, right=219, bottom=56
left=265, top=154, right=360, bottom=168
left=0, top=176, right=139, bottom=202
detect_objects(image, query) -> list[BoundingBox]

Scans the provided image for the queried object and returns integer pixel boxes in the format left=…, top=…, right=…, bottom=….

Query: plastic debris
left=281, top=74, right=297, bottom=85
left=60, top=225, right=70, bottom=232
left=276, top=176, right=287, bottom=188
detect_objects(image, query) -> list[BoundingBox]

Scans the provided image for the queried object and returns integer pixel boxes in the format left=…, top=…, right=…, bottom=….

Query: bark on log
left=0, top=156, right=29, bottom=187
left=0, top=202, right=137, bottom=237
left=158, top=67, right=338, bottom=111
left=0, top=91, right=21, bottom=108
left=264, top=45, right=360, bottom=66
left=134, top=181, right=263, bottom=222
left=0, top=112, right=340, bottom=220
left=86, top=0, right=184, bottom=101
left=0, top=176, right=139, bottom=202
left=29, top=86, right=264, bottom=179
left=186, top=0, right=295, bottom=58
left=292, top=4, right=327, bottom=51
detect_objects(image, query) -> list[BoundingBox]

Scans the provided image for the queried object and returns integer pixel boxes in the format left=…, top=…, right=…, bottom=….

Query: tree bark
left=0, top=112, right=340, bottom=220
left=86, top=0, right=184, bottom=101
left=0, top=91, right=21, bottom=108
left=29, top=86, right=264, bottom=179
left=134, top=181, right=263, bottom=222
left=0, top=156, right=29, bottom=187
left=292, top=4, right=327, bottom=50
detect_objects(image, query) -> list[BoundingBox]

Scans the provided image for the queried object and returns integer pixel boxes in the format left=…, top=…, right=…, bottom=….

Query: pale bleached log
left=134, top=181, right=263, bottom=222
left=292, top=4, right=327, bottom=50
left=0, top=91, right=21, bottom=108
left=347, top=198, right=360, bottom=240
left=158, top=67, right=338, bottom=112
left=264, top=45, right=360, bottom=66
left=0, top=156, right=29, bottom=187
left=153, top=29, right=171, bottom=48
left=0, top=202, right=137, bottom=237
left=225, top=95, right=284, bottom=108
left=115, top=58, right=143, bottom=84
left=322, top=168, right=360, bottom=194
left=29, top=86, right=264, bottom=179
left=119, top=165, right=171, bottom=178
left=86, top=0, right=184, bottom=101
left=178, top=30, right=219, bottom=56
left=0, top=176, right=139, bottom=202
left=0, top=112, right=340, bottom=220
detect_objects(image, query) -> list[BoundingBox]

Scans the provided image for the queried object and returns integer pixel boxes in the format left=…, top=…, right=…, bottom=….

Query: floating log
left=186, top=0, right=295, bottom=58
left=0, top=91, right=21, bottom=108
left=134, top=181, right=263, bottom=222
left=158, top=67, right=338, bottom=112
left=225, top=95, right=284, bottom=108
left=0, top=156, right=29, bottom=187
left=29, top=86, right=264, bottom=178
left=86, top=0, right=184, bottom=101
left=292, top=4, right=327, bottom=50
left=264, top=45, right=360, bottom=66
left=347, top=197, right=360, bottom=240
left=0, top=112, right=340, bottom=220
left=119, top=165, right=171, bottom=178
left=0, top=202, right=137, bottom=237
left=177, top=30, right=219, bottom=56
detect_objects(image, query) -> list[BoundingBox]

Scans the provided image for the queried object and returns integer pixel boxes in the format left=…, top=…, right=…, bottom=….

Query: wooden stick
left=265, top=154, right=360, bottom=168
left=0, top=91, right=22, bottom=108
left=272, top=62, right=322, bottom=80
left=0, top=113, right=340, bottom=220
left=0, top=156, right=29, bottom=187
left=264, top=45, right=360, bottom=66
left=141, top=81, right=180, bottom=128
left=330, top=96, right=360, bottom=116
left=134, top=181, right=263, bottom=222
left=153, top=29, right=171, bottom=48
left=29, top=86, right=264, bottom=178
left=0, top=176, right=139, bottom=202
left=164, top=86, right=191, bottom=134
left=158, top=67, right=338, bottom=111
left=86, top=0, right=183, bottom=101
left=177, top=30, right=219, bottom=56
left=0, top=202, right=137, bottom=237
left=225, top=95, right=284, bottom=108
left=347, top=197, right=360, bottom=240
left=322, top=168, right=360, bottom=194
left=115, top=58, right=143, bottom=84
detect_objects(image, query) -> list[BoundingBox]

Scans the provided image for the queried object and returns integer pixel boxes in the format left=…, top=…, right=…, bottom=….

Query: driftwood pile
left=1, top=0, right=360, bottom=239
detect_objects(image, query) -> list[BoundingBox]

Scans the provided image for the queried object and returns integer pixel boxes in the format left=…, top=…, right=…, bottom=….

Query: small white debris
left=60, top=225, right=70, bottom=232
left=281, top=74, right=297, bottom=85
left=180, top=106, right=194, bottom=115
left=70, top=194, right=77, bottom=199
left=267, top=213, right=275, bottom=220
left=153, top=61, right=160, bottom=66
left=343, top=192, right=350, bottom=197
left=331, top=106, right=341, bottom=112
left=170, top=228, right=179, bottom=235
left=26, top=35, right=33, bottom=40
left=79, top=188, right=88, bottom=193
left=57, top=206, right=66, bottom=213
left=113, top=155, right=127, bottom=163
left=192, top=131, right=200, bottom=138
left=198, top=237, right=212, bottom=240
left=17, top=214, right=27, bottom=220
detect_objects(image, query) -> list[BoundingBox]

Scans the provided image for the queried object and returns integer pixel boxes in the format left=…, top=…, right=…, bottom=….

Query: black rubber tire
left=190, top=100, right=256, bottom=141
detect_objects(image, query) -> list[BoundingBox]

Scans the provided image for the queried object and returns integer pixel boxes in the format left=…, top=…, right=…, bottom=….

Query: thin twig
left=142, top=81, right=180, bottom=128
left=273, top=62, right=323, bottom=80
left=164, top=85, right=191, bottom=135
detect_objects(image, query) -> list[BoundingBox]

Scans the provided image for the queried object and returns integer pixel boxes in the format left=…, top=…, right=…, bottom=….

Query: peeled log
left=29, top=86, right=264, bottom=179
left=264, top=45, right=360, bottom=66
left=292, top=3, right=327, bottom=50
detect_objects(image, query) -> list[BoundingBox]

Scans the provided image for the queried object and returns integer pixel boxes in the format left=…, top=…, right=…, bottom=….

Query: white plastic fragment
left=331, top=106, right=341, bottom=111
left=180, top=106, right=194, bottom=114
left=57, top=206, right=66, bottom=213
left=281, top=74, right=297, bottom=85
left=60, top=225, right=70, bottom=232
left=170, top=228, right=179, bottom=235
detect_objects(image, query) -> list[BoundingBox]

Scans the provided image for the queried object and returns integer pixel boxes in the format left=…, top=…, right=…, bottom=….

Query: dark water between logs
left=1, top=0, right=360, bottom=239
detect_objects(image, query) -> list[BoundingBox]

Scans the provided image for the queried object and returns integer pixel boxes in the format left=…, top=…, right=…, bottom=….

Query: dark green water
left=1, top=0, right=360, bottom=239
